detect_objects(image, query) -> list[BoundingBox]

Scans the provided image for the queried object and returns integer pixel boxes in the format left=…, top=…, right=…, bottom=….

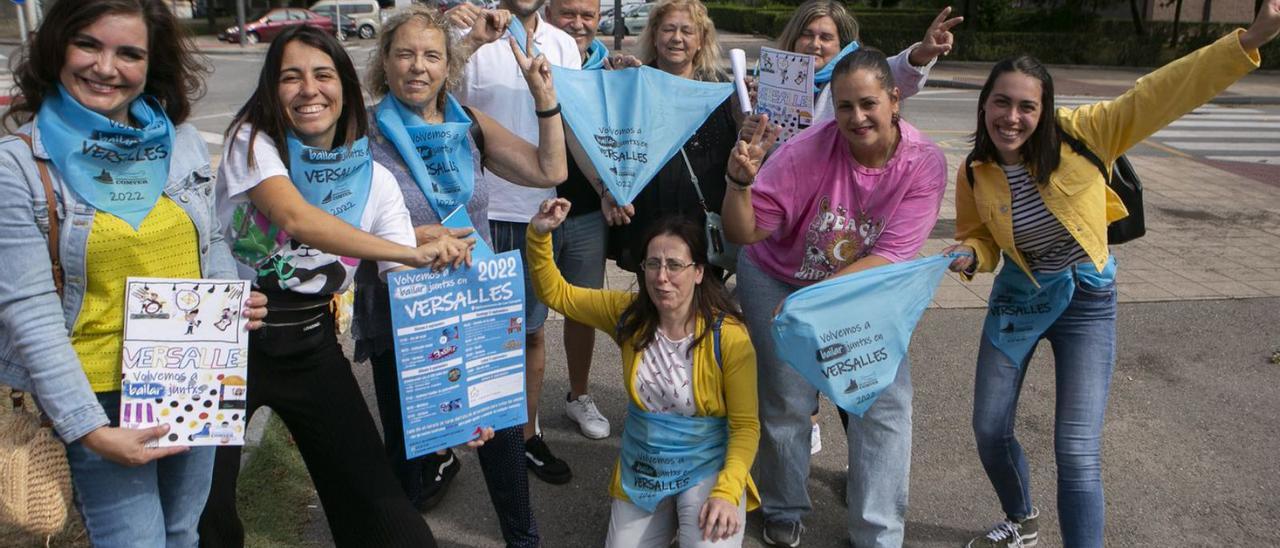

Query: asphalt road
left=301, top=296, right=1280, bottom=547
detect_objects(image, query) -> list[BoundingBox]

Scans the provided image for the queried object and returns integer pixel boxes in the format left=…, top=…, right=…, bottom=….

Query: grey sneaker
left=966, top=508, right=1039, bottom=548
left=763, top=520, right=803, bottom=547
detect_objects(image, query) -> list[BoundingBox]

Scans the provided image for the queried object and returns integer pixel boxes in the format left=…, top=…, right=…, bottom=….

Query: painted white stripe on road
left=189, top=111, right=236, bottom=121
left=1163, top=141, right=1280, bottom=152
left=199, top=131, right=225, bottom=145
left=1205, top=155, right=1278, bottom=164
left=1166, top=120, right=1280, bottom=128
left=1180, top=114, right=1280, bottom=121
left=1153, top=130, right=1280, bottom=139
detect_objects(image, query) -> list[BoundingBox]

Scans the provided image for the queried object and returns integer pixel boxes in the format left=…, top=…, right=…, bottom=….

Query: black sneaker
left=524, top=434, right=572, bottom=484
left=414, top=449, right=460, bottom=511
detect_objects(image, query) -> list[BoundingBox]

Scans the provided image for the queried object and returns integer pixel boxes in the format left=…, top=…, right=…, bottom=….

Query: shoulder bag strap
left=679, top=147, right=709, bottom=212
left=15, top=133, right=63, bottom=296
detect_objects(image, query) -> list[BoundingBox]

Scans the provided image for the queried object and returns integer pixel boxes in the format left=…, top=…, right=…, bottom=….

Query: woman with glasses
left=528, top=199, right=758, bottom=547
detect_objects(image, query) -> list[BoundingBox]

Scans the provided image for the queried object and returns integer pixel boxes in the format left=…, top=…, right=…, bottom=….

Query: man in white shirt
left=449, top=0, right=580, bottom=485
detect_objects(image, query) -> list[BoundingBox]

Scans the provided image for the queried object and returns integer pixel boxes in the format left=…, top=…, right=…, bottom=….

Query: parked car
left=310, top=0, right=381, bottom=39
left=432, top=0, right=497, bottom=13
left=218, top=8, right=336, bottom=44
left=597, top=2, right=651, bottom=36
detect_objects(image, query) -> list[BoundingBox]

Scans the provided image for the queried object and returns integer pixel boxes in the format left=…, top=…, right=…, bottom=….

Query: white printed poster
left=756, top=47, right=816, bottom=142
left=120, top=277, right=251, bottom=447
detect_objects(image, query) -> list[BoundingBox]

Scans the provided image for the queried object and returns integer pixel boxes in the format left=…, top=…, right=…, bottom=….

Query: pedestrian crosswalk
left=1057, top=98, right=1279, bottom=165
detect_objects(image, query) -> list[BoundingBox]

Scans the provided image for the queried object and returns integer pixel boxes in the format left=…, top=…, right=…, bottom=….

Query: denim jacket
left=0, top=120, right=237, bottom=443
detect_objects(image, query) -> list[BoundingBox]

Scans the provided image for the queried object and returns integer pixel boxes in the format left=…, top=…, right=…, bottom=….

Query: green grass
left=238, top=415, right=316, bottom=547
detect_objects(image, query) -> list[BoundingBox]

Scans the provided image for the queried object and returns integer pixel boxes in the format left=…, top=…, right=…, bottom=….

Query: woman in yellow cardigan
left=947, top=4, right=1279, bottom=547
left=527, top=198, right=758, bottom=547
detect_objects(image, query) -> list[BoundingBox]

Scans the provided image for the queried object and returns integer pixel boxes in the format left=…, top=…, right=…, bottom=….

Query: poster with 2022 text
left=120, top=277, right=251, bottom=447
left=388, top=252, right=528, bottom=458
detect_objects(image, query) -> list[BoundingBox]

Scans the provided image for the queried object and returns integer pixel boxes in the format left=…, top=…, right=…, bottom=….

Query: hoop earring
left=891, top=112, right=900, bottom=124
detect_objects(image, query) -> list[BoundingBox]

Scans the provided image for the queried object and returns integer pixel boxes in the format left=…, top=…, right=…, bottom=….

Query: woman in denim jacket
left=0, top=0, right=266, bottom=545
left=948, top=4, right=1280, bottom=546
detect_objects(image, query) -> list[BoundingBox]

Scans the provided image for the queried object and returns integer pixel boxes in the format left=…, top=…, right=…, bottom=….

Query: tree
left=1169, top=0, right=1184, bottom=46
left=1129, top=0, right=1147, bottom=35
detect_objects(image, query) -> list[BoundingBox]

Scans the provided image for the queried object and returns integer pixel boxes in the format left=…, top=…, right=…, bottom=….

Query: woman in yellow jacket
left=527, top=198, right=758, bottom=547
left=947, top=4, right=1280, bottom=547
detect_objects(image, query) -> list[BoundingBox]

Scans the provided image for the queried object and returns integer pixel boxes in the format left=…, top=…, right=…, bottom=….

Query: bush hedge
left=709, top=4, right=1279, bottom=69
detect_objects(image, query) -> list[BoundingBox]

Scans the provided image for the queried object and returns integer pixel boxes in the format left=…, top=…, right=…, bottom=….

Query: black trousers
left=370, top=343, right=541, bottom=548
left=198, top=307, right=436, bottom=548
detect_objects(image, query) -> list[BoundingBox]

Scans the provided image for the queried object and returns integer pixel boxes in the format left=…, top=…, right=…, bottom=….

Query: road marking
left=1205, top=155, right=1277, bottom=164
left=1161, top=141, right=1280, bottom=152
left=1166, top=120, right=1279, bottom=128
left=189, top=111, right=236, bottom=121
left=199, top=131, right=225, bottom=146
left=1153, top=130, right=1280, bottom=139
left=1179, top=114, right=1280, bottom=121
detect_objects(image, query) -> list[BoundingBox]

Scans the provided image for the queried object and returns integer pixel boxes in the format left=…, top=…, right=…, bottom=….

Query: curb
left=239, top=407, right=272, bottom=468
left=925, top=79, right=983, bottom=90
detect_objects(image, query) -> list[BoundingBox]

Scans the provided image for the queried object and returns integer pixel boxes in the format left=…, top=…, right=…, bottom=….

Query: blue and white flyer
left=387, top=253, right=528, bottom=458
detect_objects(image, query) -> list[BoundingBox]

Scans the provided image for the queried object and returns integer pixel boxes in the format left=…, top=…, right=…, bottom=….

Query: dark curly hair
left=3, top=0, right=209, bottom=130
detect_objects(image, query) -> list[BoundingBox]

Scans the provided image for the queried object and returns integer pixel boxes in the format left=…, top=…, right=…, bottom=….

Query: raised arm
left=1063, top=5, right=1275, bottom=162
left=527, top=198, right=632, bottom=334
left=891, top=6, right=963, bottom=99
left=722, top=117, right=781, bottom=245
left=474, top=38, right=568, bottom=188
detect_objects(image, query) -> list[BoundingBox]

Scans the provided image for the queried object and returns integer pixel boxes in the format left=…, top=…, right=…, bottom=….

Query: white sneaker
left=810, top=422, right=822, bottom=455
left=565, top=393, right=610, bottom=439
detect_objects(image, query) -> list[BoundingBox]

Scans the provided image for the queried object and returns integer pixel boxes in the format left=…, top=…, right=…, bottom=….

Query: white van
left=310, top=0, right=381, bottom=39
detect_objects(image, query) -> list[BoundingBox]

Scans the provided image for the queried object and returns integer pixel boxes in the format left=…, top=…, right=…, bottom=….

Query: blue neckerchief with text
left=284, top=134, right=373, bottom=226
left=772, top=254, right=951, bottom=416
left=582, top=39, right=609, bottom=70
left=813, top=41, right=860, bottom=93
left=551, top=65, right=732, bottom=206
left=37, top=85, right=174, bottom=230
left=375, top=94, right=476, bottom=222
left=983, top=256, right=1117, bottom=366
left=619, top=404, right=727, bottom=512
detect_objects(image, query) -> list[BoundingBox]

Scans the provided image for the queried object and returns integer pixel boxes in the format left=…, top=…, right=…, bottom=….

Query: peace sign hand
left=509, top=37, right=557, bottom=111
left=909, top=6, right=964, bottom=67
left=726, top=113, right=777, bottom=186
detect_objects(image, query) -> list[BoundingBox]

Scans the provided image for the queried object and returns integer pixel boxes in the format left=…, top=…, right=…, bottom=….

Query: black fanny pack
left=250, top=293, right=335, bottom=360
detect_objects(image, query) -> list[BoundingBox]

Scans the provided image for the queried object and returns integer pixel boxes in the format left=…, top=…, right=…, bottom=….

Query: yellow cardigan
left=525, top=226, right=760, bottom=509
left=956, top=30, right=1262, bottom=280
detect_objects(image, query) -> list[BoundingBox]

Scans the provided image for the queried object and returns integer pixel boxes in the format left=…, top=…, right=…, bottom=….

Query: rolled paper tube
left=730, top=48, right=751, bottom=114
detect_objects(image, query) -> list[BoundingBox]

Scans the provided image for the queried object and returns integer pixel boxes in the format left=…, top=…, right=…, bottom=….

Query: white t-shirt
left=216, top=125, right=415, bottom=294
left=636, top=330, right=697, bottom=417
left=456, top=14, right=581, bottom=223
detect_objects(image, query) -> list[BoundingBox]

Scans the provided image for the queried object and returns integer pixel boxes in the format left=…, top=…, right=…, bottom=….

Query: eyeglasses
left=641, top=258, right=695, bottom=274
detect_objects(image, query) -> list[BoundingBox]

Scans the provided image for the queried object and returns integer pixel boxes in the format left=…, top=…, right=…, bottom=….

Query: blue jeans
left=972, top=275, right=1117, bottom=548
left=738, top=253, right=913, bottom=547
left=64, top=391, right=215, bottom=547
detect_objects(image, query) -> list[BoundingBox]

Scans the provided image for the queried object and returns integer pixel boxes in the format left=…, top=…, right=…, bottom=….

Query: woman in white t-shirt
left=198, top=26, right=487, bottom=547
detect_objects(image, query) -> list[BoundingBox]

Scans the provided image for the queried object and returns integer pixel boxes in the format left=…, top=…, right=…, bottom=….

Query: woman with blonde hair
left=607, top=0, right=738, bottom=275
left=353, top=6, right=565, bottom=545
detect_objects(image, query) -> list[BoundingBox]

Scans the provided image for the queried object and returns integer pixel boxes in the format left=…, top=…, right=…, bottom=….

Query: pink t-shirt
left=747, top=119, right=946, bottom=286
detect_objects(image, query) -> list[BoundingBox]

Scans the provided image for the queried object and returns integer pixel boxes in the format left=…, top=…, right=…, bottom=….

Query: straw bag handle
left=9, top=133, right=63, bottom=413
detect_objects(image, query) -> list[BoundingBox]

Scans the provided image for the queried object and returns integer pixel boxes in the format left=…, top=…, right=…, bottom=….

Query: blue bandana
left=284, top=134, right=373, bottom=226
left=619, top=404, right=727, bottom=512
left=983, top=256, right=1116, bottom=366
left=37, top=85, right=174, bottom=230
left=375, top=94, right=475, bottom=222
left=582, top=39, right=609, bottom=70
left=813, top=41, right=860, bottom=93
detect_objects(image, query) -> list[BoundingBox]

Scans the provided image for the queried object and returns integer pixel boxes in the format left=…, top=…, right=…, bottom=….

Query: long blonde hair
left=639, top=0, right=726, bottom=82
